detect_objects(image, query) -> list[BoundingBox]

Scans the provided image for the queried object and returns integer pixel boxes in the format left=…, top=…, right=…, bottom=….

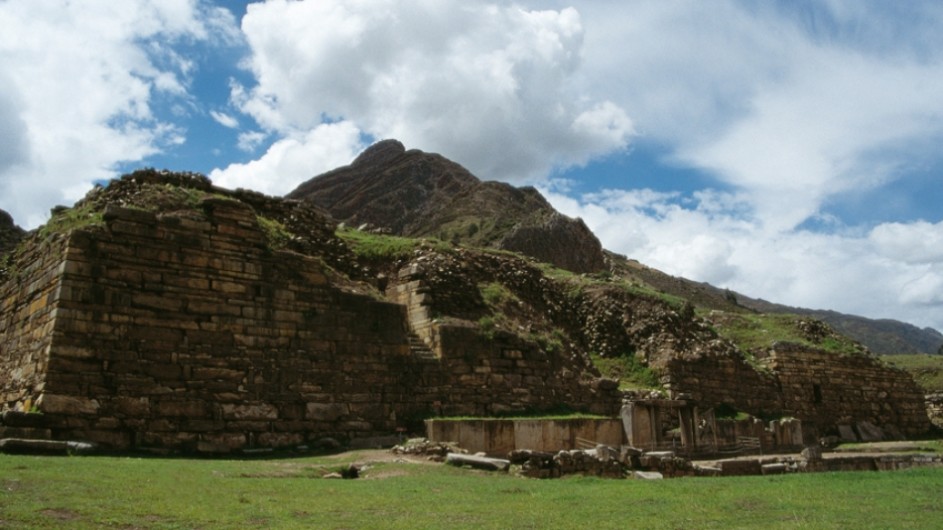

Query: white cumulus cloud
left=233, top=0, right=634, bottom=182
left=209, top=121, right=364, bottom=195
left=0, top=0, right=239, bottom=228
left=575, top=1, right=943, bottom=233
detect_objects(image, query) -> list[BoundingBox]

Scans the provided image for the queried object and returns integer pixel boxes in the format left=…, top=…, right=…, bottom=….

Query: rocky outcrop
left=287, top=140, right=606, bottom=273
left=0, top=209, right=24, bottom=257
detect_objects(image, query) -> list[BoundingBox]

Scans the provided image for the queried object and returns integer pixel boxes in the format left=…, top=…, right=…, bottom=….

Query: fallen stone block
left=446, top=453, right=510, bottom=472
left=761, top=463, right=787, bottom=475
left=0, top=438, right=97, bottom=455
left=800, top=445, right=823, bottom=462
left=855, top=421, right=885, bottom=442
left=508, top=449, right=554, bottom=465
left=693, top=465, right=721, bottom=477
left=718, top=459, right=762, bottom=476
left=633, top=471, right=663, bottom=480
left=837, top=425, right=858, bottom=443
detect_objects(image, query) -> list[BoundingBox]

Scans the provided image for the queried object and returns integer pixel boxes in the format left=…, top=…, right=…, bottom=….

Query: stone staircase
left=408, top=333, right=438, bottom=361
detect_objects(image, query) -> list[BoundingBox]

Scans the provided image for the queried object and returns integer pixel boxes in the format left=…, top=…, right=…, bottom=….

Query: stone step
left=408, top=335, right=438, bottom=360
left=1, top=410, right=48, bottom=428
left=0, top=426, right=52, bottom=439
left=0, top=438, right=97, bottom=455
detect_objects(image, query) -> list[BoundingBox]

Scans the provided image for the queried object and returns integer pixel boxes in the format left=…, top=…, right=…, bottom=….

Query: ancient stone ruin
left=0, top=169, right=933, bottom=454
left=0, top=172, right=618, bottom=453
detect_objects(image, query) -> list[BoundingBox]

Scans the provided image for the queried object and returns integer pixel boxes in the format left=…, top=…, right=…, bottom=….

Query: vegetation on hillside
left=337, top=226, right=451, bottom=261
left=590, top=353, right=661, bottom=390
left=704, top=311, right=866, bottom=358
left=882, top=354, right=943, bottom=392
left=38, top=203, right=104, bottom=239
left=536, top=262, right=687, bottom=310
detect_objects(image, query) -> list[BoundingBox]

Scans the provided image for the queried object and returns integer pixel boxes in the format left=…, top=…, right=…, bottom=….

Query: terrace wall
left=0, top=199, right=618, bottom=452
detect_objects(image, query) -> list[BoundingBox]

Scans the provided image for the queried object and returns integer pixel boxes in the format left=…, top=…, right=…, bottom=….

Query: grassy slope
left=882, top=354, right=943, bottom=392
left=705, top=312, right=864, bottom=356
left=1, top=453, right=942, bottom=529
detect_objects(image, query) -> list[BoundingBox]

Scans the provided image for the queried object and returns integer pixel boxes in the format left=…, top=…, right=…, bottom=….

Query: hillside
left=738, top=296, right=943, bottom=355
left=610, top=253, right=943, bottom=355
left=289, top=140, right=941, bottom=356
left=287, top=139, right=606, bottom=273
left=883, top=354, right=943, bottom=393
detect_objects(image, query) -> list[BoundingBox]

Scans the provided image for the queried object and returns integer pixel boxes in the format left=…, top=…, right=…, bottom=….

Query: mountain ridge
left=288, top=139, right=943, bottom=355
left=288, top=139, right=607, bottom=273
left=736, top=295, right=943, bottom=356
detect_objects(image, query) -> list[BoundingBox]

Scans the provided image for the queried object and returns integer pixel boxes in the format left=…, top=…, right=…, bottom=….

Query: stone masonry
left=0, top=193, right=618, bottom=452
left=770, top=345, right=929, bottom=438
left=663, top=343, right=931, bottom=440
left=0, top=172, right=932, bottom=452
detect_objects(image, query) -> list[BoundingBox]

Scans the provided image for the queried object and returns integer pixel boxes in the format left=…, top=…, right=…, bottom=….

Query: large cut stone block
left=38, top=394, right=100, bottom=415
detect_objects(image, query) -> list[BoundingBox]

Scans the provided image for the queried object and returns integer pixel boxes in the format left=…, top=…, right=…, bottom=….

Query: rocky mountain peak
left=350, top=138, right=407, bottom=168
left=288, top=140, right=607, bottom=273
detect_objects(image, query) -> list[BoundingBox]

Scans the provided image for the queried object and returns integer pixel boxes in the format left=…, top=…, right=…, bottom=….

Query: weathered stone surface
left=855, top=421, right=885, bottom=442
left=38, top=394, right=100, bottom=415
left=0, top=172, right=619, bottom=453
left=800, top=445, right=823, bottom=463
left=446, top=453, right=510, bottom=472
left=426, top=418, right=624, bottom=456
left=664, top=344, right=931, bottom=441
left=838, top=425, right=858, bottom=442
left=718, top=459, right=762, bottom=476
left=927, top=393, right=943, bottom=429
left=288, top=140, right=606, bottom=273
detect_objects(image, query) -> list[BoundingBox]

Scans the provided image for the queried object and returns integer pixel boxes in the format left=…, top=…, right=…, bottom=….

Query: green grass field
left=1, top=451, right=942, bottom=529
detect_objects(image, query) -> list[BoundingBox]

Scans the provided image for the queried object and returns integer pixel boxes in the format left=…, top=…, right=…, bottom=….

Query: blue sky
left=1, top=1, right=942, bottom=333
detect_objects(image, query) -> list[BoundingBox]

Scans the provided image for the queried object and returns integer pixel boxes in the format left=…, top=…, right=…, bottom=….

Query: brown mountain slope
left=287, top=139, right=606, bottom=273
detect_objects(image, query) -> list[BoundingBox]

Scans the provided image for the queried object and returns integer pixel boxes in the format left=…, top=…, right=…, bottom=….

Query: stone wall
left=661, top=344, right=931, bottom=439
left=662, top=353, right=782, bottom=418
left=0, top=197, right=618, bottom=452
left=0, top=234, right=67, bottom=411
left=926, top=393, right=943, bottom=429
left=426, top=418, right=625, bottom=456
left=770, top=346, right=929, bottom=437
